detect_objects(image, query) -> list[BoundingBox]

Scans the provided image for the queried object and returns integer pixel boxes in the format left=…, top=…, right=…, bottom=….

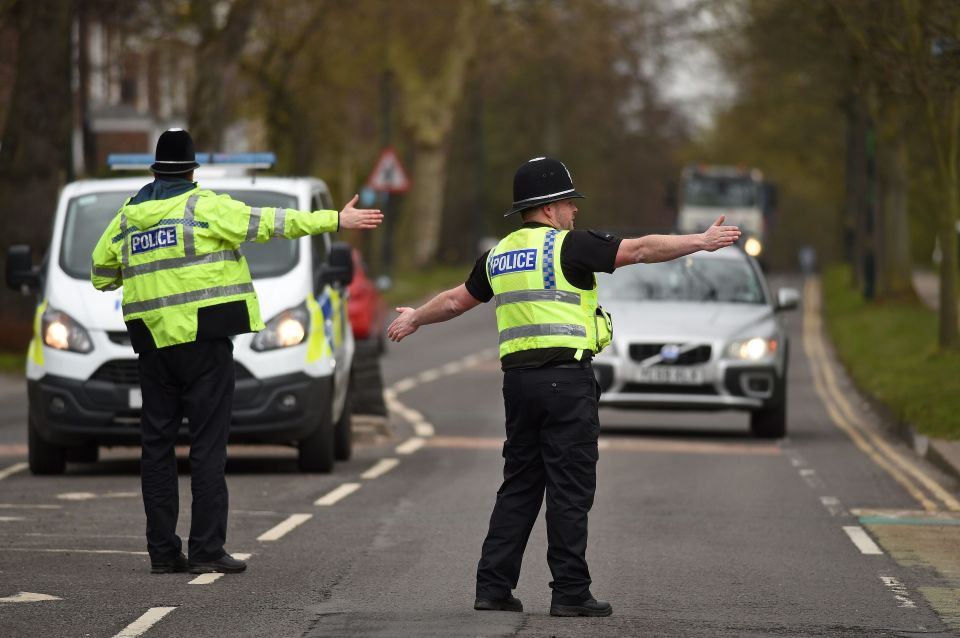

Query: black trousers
left=137, top=338, right=235, bottom=563
left=476, top=365, right=600, bottom=605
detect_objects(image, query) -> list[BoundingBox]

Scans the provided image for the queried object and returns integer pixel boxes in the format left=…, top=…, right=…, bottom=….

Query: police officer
left=91, top=129, right=382, bottom=575
left=387, top=157, right=740, bottom=616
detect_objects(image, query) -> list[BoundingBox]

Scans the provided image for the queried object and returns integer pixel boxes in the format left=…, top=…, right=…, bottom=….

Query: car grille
left=628, top=343, right=711, bottom=365
left=90, top=360, right=254, bottom=385
left=620, top=382, right=717, bottom=395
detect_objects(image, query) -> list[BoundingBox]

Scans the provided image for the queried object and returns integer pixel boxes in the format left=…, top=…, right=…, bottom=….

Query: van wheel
left=298, top=402, right=334, bottom=473
left=334, top=381, right=353, bottom=461
left=28, top=412, right=66, bottom=475
left=750, top=378, right=787, bottom=439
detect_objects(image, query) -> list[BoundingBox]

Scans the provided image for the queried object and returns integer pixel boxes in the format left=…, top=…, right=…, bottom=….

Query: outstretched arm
left=387, top=284, right=481, bottom=342
left=614, top=215, right=741, bottom=268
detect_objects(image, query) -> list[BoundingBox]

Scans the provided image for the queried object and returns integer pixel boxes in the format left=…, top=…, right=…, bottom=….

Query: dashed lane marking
left=395, top=437, right=425, bottom=455
left=798, top=468, right=825, bottom=489
left=112, top=607, right=176, bottom=638
left=187, top=553, right=252, bottom=586
left=314, top=483, right=361, bottom=506
left=0, top=462, right=27, bottom=481
left=0, top=548, right=148, bottom=555
left=879, top=575, right=918, bottom=608
left=0, top=516, right=25, bottom=522
left=0, top=591, right=61, bottom=603
left=842, top=526, right=884, bottom=555
left=361, top=458, right=399, bottom=480
left=0, top=504, right=61, bottom=509
left=420, top=436, right=782, bottom=456
left=820, top=496, right=850, bottom=518
left=257, top=514, right=312, bottom=542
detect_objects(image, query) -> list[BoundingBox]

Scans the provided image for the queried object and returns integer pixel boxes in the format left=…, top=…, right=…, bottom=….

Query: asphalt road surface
left=1, top=274, right=959, bottom=638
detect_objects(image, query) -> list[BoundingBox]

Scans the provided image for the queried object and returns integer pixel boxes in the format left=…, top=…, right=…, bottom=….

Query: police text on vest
left=131, top=226, right=179, bottom=255
left=489, top=248, right=539, bottom=278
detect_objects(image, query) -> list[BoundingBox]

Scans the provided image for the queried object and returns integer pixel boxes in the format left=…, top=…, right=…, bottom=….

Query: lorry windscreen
left=60, top=189, right=301, bottom=280
left=683, top=176, right=757, bottom=208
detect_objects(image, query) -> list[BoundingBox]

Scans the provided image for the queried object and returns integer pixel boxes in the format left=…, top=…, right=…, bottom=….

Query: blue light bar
left=107, top=152, right=276, bottom=170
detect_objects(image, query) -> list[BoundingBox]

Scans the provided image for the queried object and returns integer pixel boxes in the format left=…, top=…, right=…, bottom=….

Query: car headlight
left=726, top=337, right=777, bottom=361
left=744, top=237, right=763, bottom=257
left=42, top=307, right=93, bottom=353
left=251, top=302, right=310, bottom=351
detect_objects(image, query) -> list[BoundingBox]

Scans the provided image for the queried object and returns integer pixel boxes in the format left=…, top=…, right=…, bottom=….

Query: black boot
left=549, top=597, right=612, bottom=617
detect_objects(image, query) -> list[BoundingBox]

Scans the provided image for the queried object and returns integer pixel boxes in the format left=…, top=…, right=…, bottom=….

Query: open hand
left=701, top=215, right=741, bottom=252
left=387, top=307, right=418, bottom=342
left=339, top=194, right=383, bottom=230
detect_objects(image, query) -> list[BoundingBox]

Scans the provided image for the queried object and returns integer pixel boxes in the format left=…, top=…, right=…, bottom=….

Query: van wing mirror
left=319, top=242, right=354, bottom=288
left=6, top=245, right=41, bottom=294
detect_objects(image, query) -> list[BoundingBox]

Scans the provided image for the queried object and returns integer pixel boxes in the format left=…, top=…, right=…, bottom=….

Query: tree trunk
left=844, top=92, right=868, bottom=290
left=939, top=176, right=959, bottom=348
left=0, top=0, right=74, bottom=350
left=408, top=143, right=448, bottom=267
left=876, top=124, right=912, bottom=299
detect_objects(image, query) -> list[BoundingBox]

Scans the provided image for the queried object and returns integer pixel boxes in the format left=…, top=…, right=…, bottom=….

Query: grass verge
left=381, top=264, right=471, bottom=307
left=0, top=351, right=25, bottom=376
left=822, top=265, right=960, bottom=440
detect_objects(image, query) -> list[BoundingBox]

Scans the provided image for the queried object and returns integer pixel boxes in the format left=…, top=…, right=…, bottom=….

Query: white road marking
left=418, top=369, right=441, bottom=383
left=396, top=437, right=425, bottom=455
left=819, top=496, right=849, bottom=518
left=880, top=575, right=917, bottom=608
left=441, top=362, right=464, bottom=375
left=411, top=421, right=435, bottom=437
left=0, top=462, right=27, bottom=481
left=392, top=378, right=418, bottom=393
left=57, top=492, right=97, bottom=501
left=798, top=468, right=825, bottom=489
left=842, top=526, right=883, bottom=555
left=0, top=548, right=148, bottom=555
left=0, top=516, right=25, bottom=522
left=361, top=458, right=400, bottom=480
left=112, top=607, right=176, bottom=637
left=187, top=553, right=252, bottom=586
left=0, top=504, right=61, bottom=509
left=0, top=591, right=61, bottom=603
left=315, top=483, right=361, bottom=506
left=257, top=514, right=312, bottom=542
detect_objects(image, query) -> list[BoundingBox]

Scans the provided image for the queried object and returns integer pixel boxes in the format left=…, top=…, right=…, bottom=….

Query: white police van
left=6, top=154, right=356, bottom=474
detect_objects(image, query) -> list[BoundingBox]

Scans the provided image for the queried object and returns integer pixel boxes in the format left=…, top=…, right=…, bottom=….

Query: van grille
left=90, top=359, right=254, bottom=385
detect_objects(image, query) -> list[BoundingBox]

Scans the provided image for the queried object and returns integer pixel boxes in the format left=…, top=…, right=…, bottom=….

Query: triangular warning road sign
left=366, top=147, right=411, bottom=193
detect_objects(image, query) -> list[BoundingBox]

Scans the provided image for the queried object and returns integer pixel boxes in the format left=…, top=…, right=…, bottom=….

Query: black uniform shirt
left=465, top=222, right=622, bottom=370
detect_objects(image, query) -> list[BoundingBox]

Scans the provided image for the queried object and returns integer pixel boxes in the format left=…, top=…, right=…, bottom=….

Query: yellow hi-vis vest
left=486, top=226, right=612, bottom=361
left=91, top=187, right=338, bottom=350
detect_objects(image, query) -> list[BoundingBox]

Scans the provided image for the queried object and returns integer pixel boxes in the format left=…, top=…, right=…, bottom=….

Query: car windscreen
left=597, top=255, right=765, bottom=304
left=683, top=175, right=758, bottom=208
left=60, top=189, right=299, bottom=280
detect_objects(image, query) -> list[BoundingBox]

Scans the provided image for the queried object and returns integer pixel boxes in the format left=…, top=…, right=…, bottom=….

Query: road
left=1, top=274, right=959, bottom=638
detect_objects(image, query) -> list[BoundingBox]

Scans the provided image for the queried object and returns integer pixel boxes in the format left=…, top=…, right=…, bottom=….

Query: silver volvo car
left=593, top=246, right=799, bottom=438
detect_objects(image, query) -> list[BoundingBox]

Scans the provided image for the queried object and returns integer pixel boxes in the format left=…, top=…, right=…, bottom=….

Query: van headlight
left=251, top=302, right=310, bottom=351
left=725, top=337, right=777, bottom=361
left=42, top=308, right=93, bottom=353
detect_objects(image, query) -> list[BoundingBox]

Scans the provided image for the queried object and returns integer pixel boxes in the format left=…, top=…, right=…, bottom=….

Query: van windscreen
left=61, top=189, right=301, bottom=280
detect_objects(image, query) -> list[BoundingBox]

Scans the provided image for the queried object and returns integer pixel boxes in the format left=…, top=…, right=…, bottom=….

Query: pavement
left=902, top=270, right=960, bottom=487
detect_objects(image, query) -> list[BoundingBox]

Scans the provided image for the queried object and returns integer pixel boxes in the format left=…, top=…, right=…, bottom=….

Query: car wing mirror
left=6, top=244, right=42, bottom=294
left=776, top=287, right=800, bottom=311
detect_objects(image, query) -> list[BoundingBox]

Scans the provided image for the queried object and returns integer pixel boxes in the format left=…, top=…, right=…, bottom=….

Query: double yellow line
left=803, top=277, right=960, bottom=513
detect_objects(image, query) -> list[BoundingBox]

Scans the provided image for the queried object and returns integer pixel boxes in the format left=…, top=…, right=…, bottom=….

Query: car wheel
left=334, top=380, right=353, bottom=462
left=750, top=377, right=787, bottom=439
left=28, top=410, right=66, bottom=475
left=298, top=390, right=335, bottom=473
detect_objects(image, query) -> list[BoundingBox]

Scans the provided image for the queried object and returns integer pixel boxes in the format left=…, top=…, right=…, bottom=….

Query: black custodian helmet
left=504, top=157, right=585, bottom=217
left=151, top=128, right=200, bottom=174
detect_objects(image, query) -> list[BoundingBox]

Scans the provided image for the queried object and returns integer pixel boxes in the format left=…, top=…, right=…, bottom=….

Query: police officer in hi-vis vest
left=387, top=157, right=740, bottom=617
left=91, top=129, right=382, bottom=575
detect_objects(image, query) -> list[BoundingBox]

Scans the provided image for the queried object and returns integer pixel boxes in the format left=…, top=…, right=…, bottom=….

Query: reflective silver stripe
left=273, top=207, right=286, bottom=238
left=512, top=188, right=575, bottom=205
left=498, top=323, right=586, bottom=344
left=92, top=265, right=121, bottom=279
left=120, top=214, right=129, bottom=267
left=246, top=207, right=262, bottom=242
left=122, top=282, right=255, bottom=315
left=494, top=290, right=581, bottom=306
left=183, top=195, right=199, bottom=256
left=121, top=249, right=241, bottom=278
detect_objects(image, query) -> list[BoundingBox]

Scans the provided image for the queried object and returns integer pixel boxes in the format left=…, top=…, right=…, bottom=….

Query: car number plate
left=634, top=367, right=704, bottom=385
left=129, top=388, right=142, bottom=409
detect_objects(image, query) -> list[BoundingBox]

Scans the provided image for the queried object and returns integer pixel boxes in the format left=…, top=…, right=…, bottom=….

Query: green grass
left=822, top=265, right=960, bottom=439
left=381, top=264, right=471, bottom=307
left=0, top=351, right=26, bottom=375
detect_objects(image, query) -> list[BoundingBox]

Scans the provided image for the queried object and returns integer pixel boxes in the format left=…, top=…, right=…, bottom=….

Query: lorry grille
left=628, top=344, right=711, bottom=365
left=90, top=360, right=254, bottom=385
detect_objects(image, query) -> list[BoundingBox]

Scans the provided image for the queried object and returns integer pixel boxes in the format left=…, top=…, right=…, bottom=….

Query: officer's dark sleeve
left=464, top=250, right=494, bottom=303
left=560, top=230, right=623, bottom=289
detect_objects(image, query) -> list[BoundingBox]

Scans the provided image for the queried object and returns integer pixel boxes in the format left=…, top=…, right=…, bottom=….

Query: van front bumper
left=28, top=370, right=332, bottom=448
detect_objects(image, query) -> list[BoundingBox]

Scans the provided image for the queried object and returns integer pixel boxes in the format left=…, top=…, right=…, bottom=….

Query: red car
left=347, top=248, right=388, bottom=351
